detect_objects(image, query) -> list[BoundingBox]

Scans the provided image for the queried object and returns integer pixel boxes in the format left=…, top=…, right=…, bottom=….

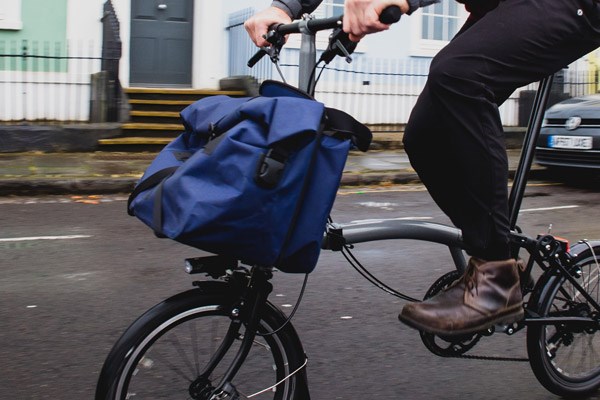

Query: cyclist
left=245, top=0, right=600, bottom=336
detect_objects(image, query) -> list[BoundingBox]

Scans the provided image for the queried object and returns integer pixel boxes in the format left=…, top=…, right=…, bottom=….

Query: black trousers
left=403, top=0, right=600, bottom=260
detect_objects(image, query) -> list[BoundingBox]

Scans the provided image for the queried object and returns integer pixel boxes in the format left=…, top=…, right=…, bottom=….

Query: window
left=411, top=2, right=467, bottom=57
left=287, top=0, right=353, bottom=51
left=327, top=0, right=344, bottom=18
left=313, top=1, right=343, bottom=18
left=421, top=2, right=460, bottom=41
left=0, top=0, right=22, bottom=30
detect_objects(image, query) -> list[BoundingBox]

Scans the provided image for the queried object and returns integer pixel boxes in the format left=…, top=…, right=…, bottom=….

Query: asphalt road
left=1, top=180, right=599, bottom=399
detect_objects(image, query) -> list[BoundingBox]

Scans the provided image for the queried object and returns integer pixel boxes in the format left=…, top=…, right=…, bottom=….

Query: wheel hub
left=189, top=375, right=215, bottom=400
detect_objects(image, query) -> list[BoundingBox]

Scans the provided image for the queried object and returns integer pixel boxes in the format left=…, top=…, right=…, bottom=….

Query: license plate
left=548, top=135, right=593, bottom=150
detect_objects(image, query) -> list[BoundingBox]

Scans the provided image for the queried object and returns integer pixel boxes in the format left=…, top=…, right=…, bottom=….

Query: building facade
left=0, top=1, right=597, bottom=124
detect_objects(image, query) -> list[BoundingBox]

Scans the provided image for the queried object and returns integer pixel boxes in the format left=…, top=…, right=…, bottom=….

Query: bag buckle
left=255, top=148, right=287, bottom=189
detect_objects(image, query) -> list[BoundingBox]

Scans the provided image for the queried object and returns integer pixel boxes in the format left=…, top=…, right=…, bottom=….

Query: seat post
left=508, top=74, right=555, bottom=230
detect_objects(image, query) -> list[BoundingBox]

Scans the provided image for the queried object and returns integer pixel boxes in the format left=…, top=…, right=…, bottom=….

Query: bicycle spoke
left=144, top=346, right=193, bottom=382
left=165, top=331, right=198, bottom=377
left=190, top=318, right=200, bottom=375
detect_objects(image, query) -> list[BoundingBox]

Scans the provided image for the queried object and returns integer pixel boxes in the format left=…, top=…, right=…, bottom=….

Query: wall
left=0, top=0, right=67, bottom=43
left=0, top=0, right=68, bottom=71
left=0, top=0, right=105, bottom=121
left=66, top=0, right=103, bottom=45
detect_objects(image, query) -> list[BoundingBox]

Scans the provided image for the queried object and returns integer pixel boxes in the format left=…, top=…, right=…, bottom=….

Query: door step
left=99, top=87, right=247, bottom=151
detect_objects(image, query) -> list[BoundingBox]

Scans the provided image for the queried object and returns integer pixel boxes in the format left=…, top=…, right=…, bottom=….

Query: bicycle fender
left=527, top=240, right=600, bottom=315
left=569, top=240, right=600, bottom=259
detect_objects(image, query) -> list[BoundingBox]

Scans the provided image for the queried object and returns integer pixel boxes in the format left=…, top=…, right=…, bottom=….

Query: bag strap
left=151, top=178, right=170, bottom=237
left=127, top=166, right=179, bottom=216
left=325, top=107, right=372, bottom=152
left=274, top=120, right=326, bottom=269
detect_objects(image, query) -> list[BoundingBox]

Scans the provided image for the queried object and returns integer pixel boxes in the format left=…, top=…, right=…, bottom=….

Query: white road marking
left=358, top=202, right=399, bottom=208
left=519, top=205, right=579, bottom=213
left=0, top=235, right=92, bottom=242
left=63, top=272, right=95, bottom=280
left=349, top=216, right=432, bottom=224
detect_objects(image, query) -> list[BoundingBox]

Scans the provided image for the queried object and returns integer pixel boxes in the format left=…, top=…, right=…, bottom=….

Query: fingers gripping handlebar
left=379, top=5, right=402, bottom=24
left=247, top=6, right=402, bottom=68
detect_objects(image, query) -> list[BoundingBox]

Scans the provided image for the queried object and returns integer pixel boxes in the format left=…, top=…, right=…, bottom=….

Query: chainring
left=419, top=270, right=483, bottom=357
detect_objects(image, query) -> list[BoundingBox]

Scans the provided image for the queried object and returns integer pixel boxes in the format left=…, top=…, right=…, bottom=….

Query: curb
left=0, top=168, right=548, bottom=196
left=0, top=178, right=138, bottom=196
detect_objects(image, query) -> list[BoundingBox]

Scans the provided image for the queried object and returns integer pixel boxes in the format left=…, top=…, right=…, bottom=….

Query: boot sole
left=398, top=305, right=525, bottom=337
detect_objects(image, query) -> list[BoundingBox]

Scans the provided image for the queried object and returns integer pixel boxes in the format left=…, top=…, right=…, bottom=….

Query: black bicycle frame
left=324, top=73, right=600, bottom=328
left=508, top=75, right=554, bottom=229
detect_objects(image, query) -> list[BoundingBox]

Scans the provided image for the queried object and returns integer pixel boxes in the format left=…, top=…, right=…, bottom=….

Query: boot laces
left=463, top=262, right=479, bottom=295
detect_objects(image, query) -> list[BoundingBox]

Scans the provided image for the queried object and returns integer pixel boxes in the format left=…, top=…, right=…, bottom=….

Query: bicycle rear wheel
left=527, top=243, right=600, bottom=397
left=96, top=284, right=306, bottom=400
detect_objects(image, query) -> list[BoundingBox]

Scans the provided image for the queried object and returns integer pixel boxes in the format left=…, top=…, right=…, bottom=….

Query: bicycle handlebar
left=379, top=5, right=402, bottom=24
left=248, top=6, right=402, bottom=68
left=274, top=5, right=402, bottom=35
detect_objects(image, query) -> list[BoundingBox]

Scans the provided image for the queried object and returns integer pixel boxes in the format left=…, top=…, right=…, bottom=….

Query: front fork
left=193, top=267, right=274, bottom=400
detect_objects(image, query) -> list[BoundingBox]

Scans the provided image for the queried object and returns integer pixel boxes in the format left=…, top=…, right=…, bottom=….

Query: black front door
left=130, top=0, right=193, bottom=86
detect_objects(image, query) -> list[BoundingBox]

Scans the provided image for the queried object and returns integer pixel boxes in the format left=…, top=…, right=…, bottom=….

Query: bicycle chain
left=447, top=353, right=529, bottom=362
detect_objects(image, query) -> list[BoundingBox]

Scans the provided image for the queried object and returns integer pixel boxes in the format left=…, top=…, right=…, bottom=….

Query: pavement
left=0, top=135, right=544, bottom=196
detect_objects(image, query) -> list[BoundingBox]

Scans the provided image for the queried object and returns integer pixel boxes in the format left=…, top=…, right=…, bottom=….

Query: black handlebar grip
left=248, top=48, right=267, bottom=68
left=379, top=5, right=402, bottom=24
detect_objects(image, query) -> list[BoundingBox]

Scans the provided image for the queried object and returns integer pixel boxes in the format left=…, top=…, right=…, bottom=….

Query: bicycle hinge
left=324, top=223, right=346, bottom=251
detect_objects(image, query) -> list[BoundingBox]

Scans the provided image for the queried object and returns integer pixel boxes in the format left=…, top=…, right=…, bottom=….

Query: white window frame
left=410, top=4, right=468, bottom=57
left=0, top=0, right=23, bottom=30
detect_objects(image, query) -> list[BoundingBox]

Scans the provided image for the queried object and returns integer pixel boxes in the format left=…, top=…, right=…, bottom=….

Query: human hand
left=244, top=7, right=292, bottom=47
left=343, top=0, right=409, bottom=42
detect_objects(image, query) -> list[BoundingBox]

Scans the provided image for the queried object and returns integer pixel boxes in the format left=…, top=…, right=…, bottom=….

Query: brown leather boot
left=399, top=257, right=524, bottom=336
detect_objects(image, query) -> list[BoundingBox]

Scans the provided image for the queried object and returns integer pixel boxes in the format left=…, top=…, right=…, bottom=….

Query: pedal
left=496, top=322, right=522, bottom=335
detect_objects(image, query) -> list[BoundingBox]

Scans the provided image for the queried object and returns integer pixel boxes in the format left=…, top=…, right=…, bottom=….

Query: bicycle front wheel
left=96, top=284, right=306, bottom=400
left=527, top=243, right=600, bottom=397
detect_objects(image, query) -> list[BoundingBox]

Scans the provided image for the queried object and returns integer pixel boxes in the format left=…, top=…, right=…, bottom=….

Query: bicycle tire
left=527, top=242, right=600, bottom=397
left=95, top=282, right=307, bottom=400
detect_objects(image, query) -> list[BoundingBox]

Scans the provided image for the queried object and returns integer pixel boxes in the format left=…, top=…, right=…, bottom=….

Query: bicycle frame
left=321, top=73, right=600, bottom=329
left=254, top=10, right=600, bottom=336
left=99, top=12, right=600, bottom=400
left=324, top=76, right=553, bottom=252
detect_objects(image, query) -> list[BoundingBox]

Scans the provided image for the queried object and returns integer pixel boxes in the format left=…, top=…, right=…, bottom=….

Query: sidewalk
left=0, top=143, right=545, bottom=196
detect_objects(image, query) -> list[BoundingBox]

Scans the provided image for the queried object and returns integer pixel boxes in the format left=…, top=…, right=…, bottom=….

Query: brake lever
left=247, top=26, right=286, bottom=67
left=319, top=27, right=357, bottom=64
left=319, top=6, right=401, bottom=65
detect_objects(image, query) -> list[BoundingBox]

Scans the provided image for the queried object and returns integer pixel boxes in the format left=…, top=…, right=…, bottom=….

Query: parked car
left=535, top=94, right=600, bottom=171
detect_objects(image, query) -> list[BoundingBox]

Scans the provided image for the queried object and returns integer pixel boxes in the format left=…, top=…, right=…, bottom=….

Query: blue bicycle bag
left=127, top=80, right=371, bottom=273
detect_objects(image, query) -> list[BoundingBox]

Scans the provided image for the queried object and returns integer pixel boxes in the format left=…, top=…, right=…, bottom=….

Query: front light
left=541, top=118, right=548, bottom=127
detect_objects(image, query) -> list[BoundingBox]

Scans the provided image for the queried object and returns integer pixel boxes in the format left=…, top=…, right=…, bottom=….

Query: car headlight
left=541, top=118, right=548, bottom=128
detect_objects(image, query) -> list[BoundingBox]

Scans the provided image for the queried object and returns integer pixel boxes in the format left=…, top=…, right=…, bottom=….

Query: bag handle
left=325, top=107, right=372, bottom=152
left=210, top=98, right=372, bottom=152
left=208, top=96, right=260, bottom=138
